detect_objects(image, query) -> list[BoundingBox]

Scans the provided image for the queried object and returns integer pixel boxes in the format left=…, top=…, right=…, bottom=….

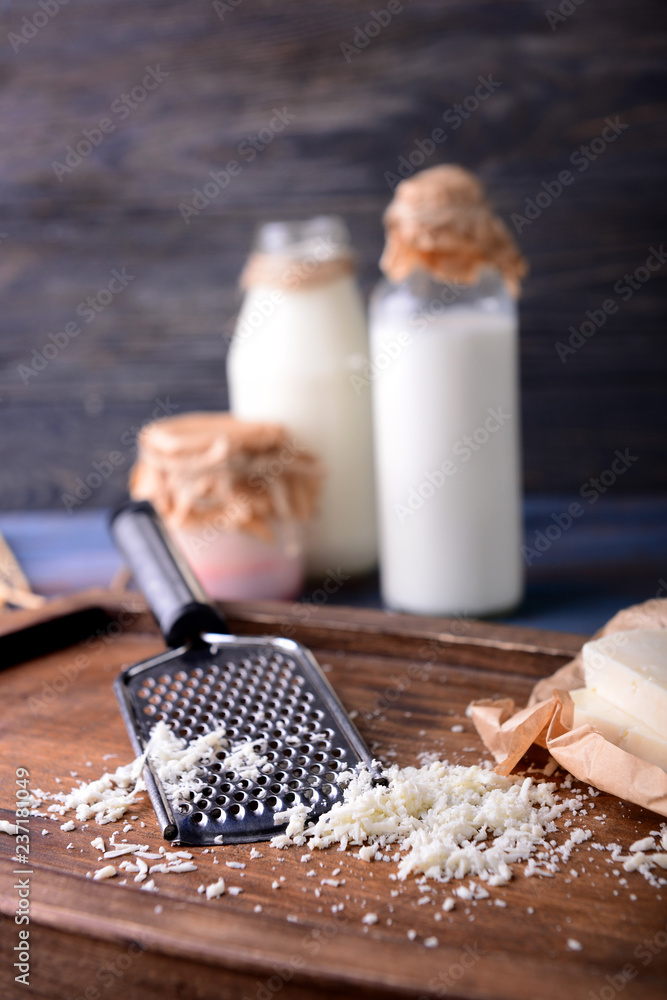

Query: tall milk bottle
left=369, top=165, right=527, bottom=617
left=227, top=216, right=377, bottom=577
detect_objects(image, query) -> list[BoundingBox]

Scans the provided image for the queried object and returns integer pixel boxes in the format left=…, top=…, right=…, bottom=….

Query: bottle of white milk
left=227, top=217, right=377, bottom=577
left=369, top=165, right=527, bottom=616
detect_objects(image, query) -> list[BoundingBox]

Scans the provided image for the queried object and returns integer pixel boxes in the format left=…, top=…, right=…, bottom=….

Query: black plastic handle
left=110, top=500, right=227, bottom=648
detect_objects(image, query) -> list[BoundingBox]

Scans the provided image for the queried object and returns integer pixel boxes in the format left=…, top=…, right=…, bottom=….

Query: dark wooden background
left=0, top=0, right=665, bottom=511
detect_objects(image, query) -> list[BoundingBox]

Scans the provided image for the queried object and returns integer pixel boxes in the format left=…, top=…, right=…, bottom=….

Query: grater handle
left=110, top=499, right=228, bottom=648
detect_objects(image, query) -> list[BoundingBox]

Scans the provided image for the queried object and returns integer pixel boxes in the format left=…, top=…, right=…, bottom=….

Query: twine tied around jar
left=240, top=250, right=355, bottom=292
left=380, top=164, right=528, bottom=295
left=129, top=413, right=323, bottom=549
left=240, top=216, right=356, bottom=292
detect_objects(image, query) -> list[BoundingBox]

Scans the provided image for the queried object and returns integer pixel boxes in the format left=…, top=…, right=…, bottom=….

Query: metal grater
left=111, top=500, right=372, bottom=845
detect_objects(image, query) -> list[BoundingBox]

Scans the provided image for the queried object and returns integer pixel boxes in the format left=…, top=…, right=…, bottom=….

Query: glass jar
left=369, top=266, right=523, bottom=617
left=227, top=216, right=377, bottom=577
left=128, top=412, right=322, bottom=601
left=169, top=518, right=303, bottom=601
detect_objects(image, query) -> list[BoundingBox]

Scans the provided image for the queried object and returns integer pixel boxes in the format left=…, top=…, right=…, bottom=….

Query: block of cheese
left=570, top=687, right=667, bottom=770
left=582, top=628, right=667, bottom=736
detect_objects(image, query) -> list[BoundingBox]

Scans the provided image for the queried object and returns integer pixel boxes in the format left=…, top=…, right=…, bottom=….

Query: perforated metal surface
left=115, top=635, right=372, bottom=845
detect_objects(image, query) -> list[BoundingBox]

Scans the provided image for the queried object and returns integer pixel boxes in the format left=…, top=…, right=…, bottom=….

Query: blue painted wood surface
left=1, top=496, right=665, bottom=635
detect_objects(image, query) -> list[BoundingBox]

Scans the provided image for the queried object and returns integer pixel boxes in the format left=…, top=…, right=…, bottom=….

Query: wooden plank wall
left=0, top=0, right=665, bottom=510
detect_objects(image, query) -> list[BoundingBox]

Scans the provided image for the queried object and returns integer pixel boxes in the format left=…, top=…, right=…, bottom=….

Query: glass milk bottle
left=370, top=165, right=527, bottom=617
left=227, top=217, right=377, bottom=577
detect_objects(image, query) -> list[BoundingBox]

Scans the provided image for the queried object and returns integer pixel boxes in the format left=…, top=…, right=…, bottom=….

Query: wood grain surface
left=0, top=1, right=666, bottom=509
left=1, top=595, right=666, bottom=1000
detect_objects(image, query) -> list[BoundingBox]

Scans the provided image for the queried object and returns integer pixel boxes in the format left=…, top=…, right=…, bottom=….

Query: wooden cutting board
left=1, top=594, right=665, bottom=1000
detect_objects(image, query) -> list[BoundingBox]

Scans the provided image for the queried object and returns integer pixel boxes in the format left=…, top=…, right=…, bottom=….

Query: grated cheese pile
left=273, top=761, right=578, bottom=886
left=145, top=720, right=270, bottom=808
left=38, top=756, right=147, bottom=825
left=31, top=721, right=270, bottom=825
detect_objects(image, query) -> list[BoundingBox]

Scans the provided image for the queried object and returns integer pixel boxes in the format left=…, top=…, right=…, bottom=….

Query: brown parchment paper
left=469, top=597, right=667, bottom=818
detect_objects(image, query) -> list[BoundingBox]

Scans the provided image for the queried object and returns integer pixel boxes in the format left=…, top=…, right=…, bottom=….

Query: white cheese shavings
left=0, top=821, right=18, bottom=835
left=104, top=843, right=150, bottom=859
left=145, top=721, right=269, bottom=809
left=119, top=861, right=141, bottom=874
left=93, top=865, right=117, bottom=881
left=60, top=820, right=76, bottom=832
left=205, top=878, right=226, bottom=899
left=149, top=861, right=198, bottom=874
left=273, top=761, right=571, bottom=886
left=361, top=912, right=378, bottom=925
left=630, top=836, right=656, bottom=853
left=136, top=856, right=150, bottom=874
left=52, top=759, right=146, bottom=825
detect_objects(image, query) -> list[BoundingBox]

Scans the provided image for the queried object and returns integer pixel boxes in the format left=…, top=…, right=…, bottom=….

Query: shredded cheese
left=145, top=721, right=270, bottom=809
left=93, top=865, right=117, bottom=881
left=205, top=878, right=226, bottom=899
left=42, top=759, right=146, bottom=825
left=273, top=761, right=577, bottom=886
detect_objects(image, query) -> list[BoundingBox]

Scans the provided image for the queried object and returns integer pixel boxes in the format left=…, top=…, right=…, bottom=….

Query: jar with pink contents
left=128, top=412, right=322, bottom=600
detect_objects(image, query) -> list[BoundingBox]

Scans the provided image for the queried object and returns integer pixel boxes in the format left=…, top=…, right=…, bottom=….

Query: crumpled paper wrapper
left=469, top=597, right=667, bottom=818
left=380, top=164, right=527, bottom=295
left=130, top=412, right=323, bottom=542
